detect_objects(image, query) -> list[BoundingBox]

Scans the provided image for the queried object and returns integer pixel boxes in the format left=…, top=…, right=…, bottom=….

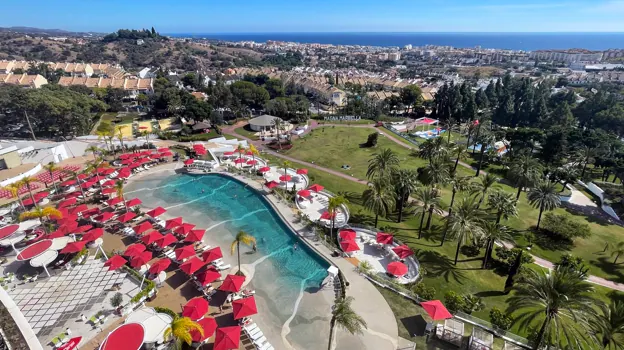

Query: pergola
left=437, top=318, right=464, bottom=346
left=469, top=327, right=493, bottom=350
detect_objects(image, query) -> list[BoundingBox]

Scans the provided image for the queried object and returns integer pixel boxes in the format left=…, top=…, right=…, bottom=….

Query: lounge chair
left=215, top=264, right=231, bottom=271
left=258, top=343, right=273, bottom=350
left=243, top=323, right=257, bottom=333
left=253, top=336, right=267, bottom=347
left=249, top=330, right=264, bottom=340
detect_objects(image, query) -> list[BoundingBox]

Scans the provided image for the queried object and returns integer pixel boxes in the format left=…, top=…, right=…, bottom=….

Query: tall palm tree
left=272, top=117, right=284, bottom=149
left=367, top=148, right=399, bottom=181
left=611, top=242, right=624, bottom=264
left=362, top=179, right=395, bottom=228
left=63, top=169, right=87, bottom=203
left=85, top=159, right=108, bottom=193
left=328, top=195, right=349, bottom=243
left=282, top=160, right=292, bottom=191
left=441, top=175, right=473, bottom=245
left=115, top=125, right=127, bottom=152
left=42, top=162, right=60, bottom=194
left=481, top=221, right=513, bottom=268
left=392, top=169, right=420, bottom=223
left=475, top=133, right=495, bottom=177
left=452, top=142, right=469, bottom=172
left=446, top=197, right=485, bottom=264
left=231, top=230, right=256, bottom=273
left=507, top=267, right=597, bottom=350
left=488, top=190, right=518, bottom=224
left=527, top=180, right=561, bottom=230
left=591, top=300, right=624, bottom=349
left=413, top=187, right=440, bottom=239
left=420, top=159, right=451, bottom=189
left=3, top=183, right=25, bottom=210
left=85, top=145, right=101, bottom=161
left=508, top=153, right=543, bottom=200
left=164, top=315, right=203, bottom=350
left=236, top=143, right=246, bottom=163
left=19, top=207, right=62, bottom=233
left=414, top=137, right=449, bottom=165
left=471, top=173, right=499, bottom=208
left=19, top=176, right=38, bottom=209
left=328, top=296, right=367, bottom=350
left=96, top=130, right=113, bottom=153
left=113, top=180, right=126, bottom=209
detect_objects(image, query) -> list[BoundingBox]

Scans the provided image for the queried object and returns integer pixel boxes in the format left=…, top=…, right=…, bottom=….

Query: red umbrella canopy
left=183, top=159, right=194, bottom=165
left=94, top=212, right=115, bottom=222
left=190, top=318, right=217, bottom=342
left=392, top=245, right=414, bottom=259
left=184, top=229, right=204, bottom=243
left=149, top=258, right=171, bottom=275
left=387, top=261, right=408, bottom=276
left=0, top=224, right=19, bottom=240
left=219, top=274, right=245, bottom=293
left=48, top=230, right=68, bottom=239
left=164, top=217, right=183, bottom=230
left=296, top=168, right=308, bottom=175
left=320, top=211, right=336, bottom=220
left=233, top=158, right=246, bottom=164
left=339, top=229, right=357, bottom=241
left=154, top=233, right=178, bottom=248
left=130, top=251, right=152, bottom=268
left=174, top=244, right=196, bottom=261
left=57, top=197, right=76, bottom=208
left=61, top=241, right=86, bottom=254
left=59, top=221, right=79, bottom=234
left=246, top=160, right=257, bottom=165
left=195, top=267, right=221, bottom=286
left=340, top=240, right=360, bottom=253
left=308, top=184, right=324, bottom=192
left=75, top=224, right=93, bottom=233
left=106, top=198, right=123, bottom=207
left=57, top=215, right=78, bottom=225
left=297, top=189, right=311, bottom=197
left=102, top=180, right=116, bottom=187
left=133, top=221, right=153, bottom=235
left=376, top=232, right=394, bottom=245
left=420, top=300, right=453, bottom=320
left=117, top=211, right=137, bottom=223
left=265, top=181, right=279, bottom=189
left=146, top=206, right=166, bottom=217
left=174, top=223, right=196, bottom=236
left=180, top=257, right=206, bottom=275
left=104, top=255, right=127, bottom=271
left=258, top=166, right=270, bottom=173
left=82, top=228, right=103, bottom=242
left=100, top=323, right=145, bottom=350
left=141, top=231, right=162, bottom=245
left=126, top=198, right=142, bottom=207
left=214, top=326, right=241, bottom=350
left=202, top=247, right=223, bottom=263
left=124, top=243, right=146, bottom=257
left=182, top=297, right=209, bottom=320
left=120, top=159, right=133, bottom=165
left=102, top=188, right=116, bottom=195
left=279, top=174, right=292, bottom=182
left=60, top=179, right=77, bottom=187
left=70, top=204, right=88, bottom=215
left=232, top=296, right=258, bottom=320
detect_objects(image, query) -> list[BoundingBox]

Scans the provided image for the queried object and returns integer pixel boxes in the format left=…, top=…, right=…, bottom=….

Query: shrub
left=463, top=295, right=485, bottom=314
left=443, top=291, right=483, bottom=314
left=412, top=283, right=436, bottom=301
left=179, top=133, right=219, bottom=142
left=460, top=244, right=481, bottom=257
left=555, top=254, right=588, bottom=274
left=540, top=212, right=591, bottom=240
left=110, top=292, right=123, bottom=308
left=495, top=247, right=534, bottom=270
left=489, top=307, right=513, bottom=331
left=365, top=132, right=378, bottom=147
left=154, top=307, right=177, bottom=319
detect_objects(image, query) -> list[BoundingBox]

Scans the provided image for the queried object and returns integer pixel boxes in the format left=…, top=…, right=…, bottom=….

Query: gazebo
left=248, top=114, right=283, bottom=132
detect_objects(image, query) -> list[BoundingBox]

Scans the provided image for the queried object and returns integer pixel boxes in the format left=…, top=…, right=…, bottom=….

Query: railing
left=381, top=125, right=420, bottom=147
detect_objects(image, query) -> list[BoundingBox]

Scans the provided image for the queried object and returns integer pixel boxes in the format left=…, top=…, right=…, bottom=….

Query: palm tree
left=85, top=145, right=101, bottom=161
left=611, top=242, right=624, bottom=264
left=19, top=207, right=62, bottom=233
left=446, top=197, right=485, bottom=264
left=471, top=173, right=499, bottom=208
left=488, top=190, right=518, bottom=224
left=508, top=153, right=543, bottom=200
left=63, top=169, right=87, bottom=203
left=231, top=230, right=256, bottom=274
left=248, top=143, right=259, bottom=166
left=115, top=125, right=127, bottom=152
left=96, top=130, right=113, bottom=153
left=481, top=222, right=513, bottom=268
left=591, top=300, right=624, bottom=349
left=272, top=117, right=284, bottom=149
left=414, top=137, right=449, bottom=165
left=113, top=180, right=126, bottom=209
left=19, top=176, right=38, bottom=209
left=42, top=162, right=60, bottom=193
left=367, top=148, right=399, bottom=181
left=452, top=142, right=469, bottom=172
left=140, top=130, right=150, bottom=146
left=527, top=180, right=561, bottom=230
left=420, top=159, right=450, bottom=189
left=475, top=133, right=495, bottom=177
left=362, top=179, right=395, bottom=228
left=282, top=160, right=292, bottom=191
left=164, top=316, right=203, bottom=350
left=3, top=183, right=25, bottom=210
left=328, top=296, right=367, bottom=350
left=327, top=195, right=349, bottom=243
left=235, top=143, right=246, bottom=163
left=413, top=187, right=441, bottom=238
left=392, top=169, right=420, bottom=223
left=85, top=159, right=108, bottom=193
left=441, top=175, right=473, bottom=245
left=507, top=267, right=597, bottom=350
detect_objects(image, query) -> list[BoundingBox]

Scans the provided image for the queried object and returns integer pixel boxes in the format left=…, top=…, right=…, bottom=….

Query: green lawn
left=314, top=118, right=375, bottom=125
left=234, top=124, right=260, bottom=140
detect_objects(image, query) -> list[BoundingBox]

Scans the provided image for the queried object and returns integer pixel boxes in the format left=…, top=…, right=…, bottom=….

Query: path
left=221, top=122, right=624, bottom=292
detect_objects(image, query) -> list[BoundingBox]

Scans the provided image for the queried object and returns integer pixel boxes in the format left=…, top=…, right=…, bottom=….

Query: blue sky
left=4, top=0, right=624, bottom=33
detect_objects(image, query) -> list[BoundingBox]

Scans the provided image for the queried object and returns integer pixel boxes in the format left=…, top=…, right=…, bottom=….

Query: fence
left=381, top=125, right=420, bottom=147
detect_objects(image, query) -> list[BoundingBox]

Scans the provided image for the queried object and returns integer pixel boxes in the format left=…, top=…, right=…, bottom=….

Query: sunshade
left=126, top=198, right=142, bottom=207
left=94, top=212, right=115, bottom=222
left=57, top=215, right=78, bottom=225
left=258, top=166, right=270, bottom=173
left=82, top=228, right=103, bottom=242
left=420, top=300, right=453, bottom=320
left=246, top=160, right=257, bottom=165
left=339, top=229, right=356, bottom=241
left=376, top=232, right=394, bottom=244
left=57, top=197, right=76, bottom=208
left=232, top=296, right=257, bottom=319
left=70, top=204, right=88, bottom=215
left=202, top=247, right=223, bottom=263
left=222, top=151, right=234, bottom=156
left=308, top=184, right=324, bottom=192
left=0, top=224, right=19, bottom=240
left=148, top=258, right=171, bottom=275
left=179, top=256, right=205, bottom=275
left=387, top=261, right=408, bottom=276
left=296, top=168, right=308, bottom=174
left=102, top=180, right=116, bottom=187
left=146, top=207, right=166, bottom=217
left=184, top=159, right=194, bottom=165
left=219, top=274, right=245, bottom=293
left=174, top=223, right=196, bottom=236
left=102, top=188, right=116, bottom=195
left=392, top=245, right=414, bottom=259
left=195, top=267, right=221, bottom=286
left=60, top=179, right=76, bottom=187
left=16, top=240, right=52, bottom=261
left=124, top=243, right=146, bottom=257
left=213, top=326, right=241, bottom=350
left=297, top=189, right=311, bottom=197
left=174, top=244, right=196, bottom=261
left=182, top=297, right=209, bottom=320
left=104, top=255, right=127, bottom=271
left=100, top=323, right=144, bottom=350
left=154, top=233, right=177, bottom=248
left=233, top=158, right=246, bottom=164
left=190, top=318, right=217, bottom=342
left=117, top=211, right=137, bottom=223
left=130, top=251, right=152, bottom=268
left=164, top=217, right=183, bottom=230
left=61, top=241, right=86, bottom=254
left=320, top=211, right=336, bottom=220
left=107, top=197, right=123, bottom=207
left=265, top=181, right=279, bottom=189
left=75, top=224, right=93, bottom=233
left=133, top=221, right=153, bottom=235
left=279, top=175, right=292, bottom=182
left=59, top=221, right=79, bottom=234
left=184, top=229, right=204, bottom=243
left=340, top=240, right=359, bottom=253
left=141, top=231, right=162, bottom=245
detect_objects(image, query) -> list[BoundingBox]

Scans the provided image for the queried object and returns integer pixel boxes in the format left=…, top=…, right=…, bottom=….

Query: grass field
left=234, top=125, right=260, bottom=140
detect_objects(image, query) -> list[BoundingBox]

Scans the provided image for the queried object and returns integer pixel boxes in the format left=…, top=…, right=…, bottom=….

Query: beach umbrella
left=320, top=211, right=336, bottom=220
left=339, top=229, right=356, bottom=241
left=77, top=174, right=88, bottom=180
left=133, top=221, right=153, bottom=235
left=149, top=258, right=171, bottom=275
left=102, top=188, right=116, bottom=195
left=184, top=229, right=205, bottom=243
left=258, top=166, right=270, bottom=173
left=124, top=243, right=146, bottom=257
left=155, top=233, right=178, bottom=248
left=174, top=223, right=196, bottom=236
left=174, top=244, right=197, bottom=261
left=81, top=207, right=100, bottom=219
left=219, top=274, right=245, bottom=293
left=61, top=241, right=86, bottom=254
left=202, top=247, right=223, bottom=263
left=160, top=151, right=173, bottom=157
left=222, top=151, right=234, bottom=156
left=279, top=175, right=292, bottom=182
left=82, top=228, right=103, bottom=242
left=214, top=326, right=241, bottom=350
left=22, top=197, right=37, bottom=207
left=297, top=189, right=311, bottom=197
left=64, top=192, right=81, bottom=199
left=146, top=206, right=166, bottom=218
left=387, top=261, right=408, bottom=277
left=57, top=215, right=78, bottom=225
left=120, top=159, right=133, bottom=165
left=59, top=221, right=79, bottom=234
left=69, top=204, right=88, bottom=215
left=126, top=198, right=142, bottom=207
left=75, top=225, right=93, bottom=233
left=180, top=257, right=205, bottom=275
left=117, top=211, right=137, bottom=223
left=0, top=224, right=19, bottom=240
left=420, top=300, right=453, bottom=320
left=340, top=240, right=359, bottom=253
left=94, top=212, right=115, bottom=222
left=164, top=217, right=183, bottom=230
left=157, top=147, right=169, bottom=152
left=60, top=179, right=76, bottom=187
left=392, top=245, right=414, bottom=259
left=265, top=181, right=279, bottom=189
left=233, top=158, right=246, bottom=165
left=80, top=181, right=96, bottom=189
left=195, top=267, right=221, bottom=286
left=57, top=197, right=76, bottom=209
left=119, top=154, right=131, bottom=160
left=182, top=297, right=209, bottom=320
left=296, top=168, right=308, bottom=175
left=184, top=159, right=194, bottom=165
left=232, top=296, right=258, bottom=320
left=47, top=230, right=67, bottom=239
left=130, top=251, right=152, bottom=268
left=308, top=184, right=324, bottom=192
left=376, top=232, right=394, bottom=245
left=99, top=323, right=145, bottom=350
left=246, top=160, right=257, bottom=166
left=190, top=318, right=217, bottom=343
left=102, top=180, right=116, bottom=187
left=141, top=231, right=162, bottom=245
left=104, top=255, right=127, bottom=271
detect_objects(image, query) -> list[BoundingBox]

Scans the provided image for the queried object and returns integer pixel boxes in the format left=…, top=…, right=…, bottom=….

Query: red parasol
left=0, top=224, right=19, bottom=240
left=94, top=212, right=115, bottom=222
left=340, top=240, right=359, bottom=253
left=308, top=184, right=324, bottom=192
left=130, top=251, right=152, bottom=268
left=57, top=197, right=76, bottom=208
left=184, top=159, right=194, bottom=165
left=296, top=168, right=308, bottom=175
left=117, top=211, right=137, bottom=223
left=61, top=241, right=86, bottom=254
left=320, top=211, right=336, bottom=220
left=246, top=160, right=257, bottom=165
left=164, top=217, right=183, bottom=230
left=100, top=323, right=144, bottom=350
left=214, top=326, right=241, bottom=350
left=141, top=231, right=162, bottom=245
left=70, top=204, right=88, bottom=215
left=392, top=245, right=414, bottom=259
left=174, top=244, right=196, bottom=261
left=202, top=247, right=223, bottom=263
left=387, top=261, right=408, bottom=276
left=233, top=158, right=246, bottom=164
left=297, top=189, right=311, bottom=197
left=258, top=166, right=270, bottom=173
left=219, top=274, right=245, bottom=293
left=60, top=179, right=77, bottom=187
left=174, top=223, right=196, bottom=236
left=179, top=256, right=205, bottom=275
left=182, top=297, right=209, bottom=320
left=420, top=300, right=453, bottom=320
left=265, top=181, right=279, bottom=189
left=149, top=258, right=171, bottom=275
left=339, top=229, right=356, bottom=241
left=154, top=233, right=178, bottom=248
left=102, top=188, right=116, bottom=195
left=279, top=174, right=292, bottom=182
left=104, top=255, right=127, bottom=271
left=146, top=206, right=166, bottom=217
left=232, top=296, right=258, bottom=319
left=82, top=228, right=103, bottom=242
left=133, top=221, right=153, bottom=235
left=190, top=318, right=217, bottom=342
left=376, top=232, right=394, bottom=244
left=56, top=336, right=82, bottom=350
left=195, top=267, right=221, bottom=286
left=222, top=151, right=234, bottom=156
left=126, top=198, right=142, bottom=207
left=75, top=224, right=93, bottom=233
left=184, top=229, right=204, bottom=243
left=124, top=243, right=146, bottom=257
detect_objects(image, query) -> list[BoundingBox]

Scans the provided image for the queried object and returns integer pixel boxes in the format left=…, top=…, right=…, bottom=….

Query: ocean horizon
left=166, top=32, right=624, bottom=51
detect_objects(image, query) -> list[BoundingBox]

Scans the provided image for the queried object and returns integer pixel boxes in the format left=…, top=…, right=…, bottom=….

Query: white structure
left=138, top=67, right=158, bottom=79
left=248, top=115, right=283, bottom=132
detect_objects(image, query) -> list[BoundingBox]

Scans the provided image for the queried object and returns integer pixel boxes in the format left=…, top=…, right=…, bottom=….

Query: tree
left=3, top=183, right=25, bottom=210
left=42, top=162, right=60, bottom=194
left=164, top=316, right=204, bottom=350
left=327, top=196, right=349, bottom=243
left=113, top=180, right=127, bottom=209
left=85, top=145, right=101, bottom=161
left=475, top=133, right=495, bottom=176
left=364, top=132, right=378, bottom=147
left=362, top=179, right=395, bottom=228
left=400, top=85, right=423, bottom=113
left=19, top=176, right=38, bottom=209
left=611, top=242, right=624, bottom=265
left=527, top=180, right=561, bottom=230
left=591, top=300, right=624, bottom=350
left=115, top=125, right=127, bottom=152
left=392, top=169, right=420, bottom=223
left=441, top=175, right=473, bottom=245
left=230, top=230, right=256, bottom=274
left=507, top=267, right=597, bottom=350
left=413, top=187, right=441, bottom=238
left=271, top=117, right=284, bottom=149
left=328, top=296, right=367, bottom=350
left=110, top=292, right=123, bottom=308
left=487, top=190, right=518, bottom=225
left=282, top=160, right=292, bottom=191
left=420, top=159, right=450, bottom=188
left=452, top=142, right=469, bottom=172
left=415, top=137, right=449, bottom=165
left=481, top=222, right=513, bottom=268
left=367, top=148, right=399, bottom=181
left=508, top=154, right=543, bottom=199
left=446, top=197, right=485, bottom=264
left=471, top=173, right=499, bottom=208
left=19, top=207, right=62, bottom=233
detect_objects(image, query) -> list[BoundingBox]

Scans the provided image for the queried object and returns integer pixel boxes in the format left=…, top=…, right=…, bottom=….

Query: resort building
left=48, top=62, right=94, bottom=77
left=248, top=115, right=284, bottom=132
left=57, top=77, right=154, bottom=95
left=0, top=73, right=48, bottom=89
left=0, top=60, right=126, bottom=79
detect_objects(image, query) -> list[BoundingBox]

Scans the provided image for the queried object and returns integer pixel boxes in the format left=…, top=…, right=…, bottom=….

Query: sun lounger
left=249, top=329, right=263, bottom=340
left=215, top=264, right=231, bottom=271
left=253, top=336, right=267, bottom=347
left=257, top=343, right=272, bottom=350
left=243, top=323, right=257, bottom=333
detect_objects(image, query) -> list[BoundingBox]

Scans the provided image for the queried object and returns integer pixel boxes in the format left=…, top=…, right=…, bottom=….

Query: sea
left=167, top=32, right=624, bottom=51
